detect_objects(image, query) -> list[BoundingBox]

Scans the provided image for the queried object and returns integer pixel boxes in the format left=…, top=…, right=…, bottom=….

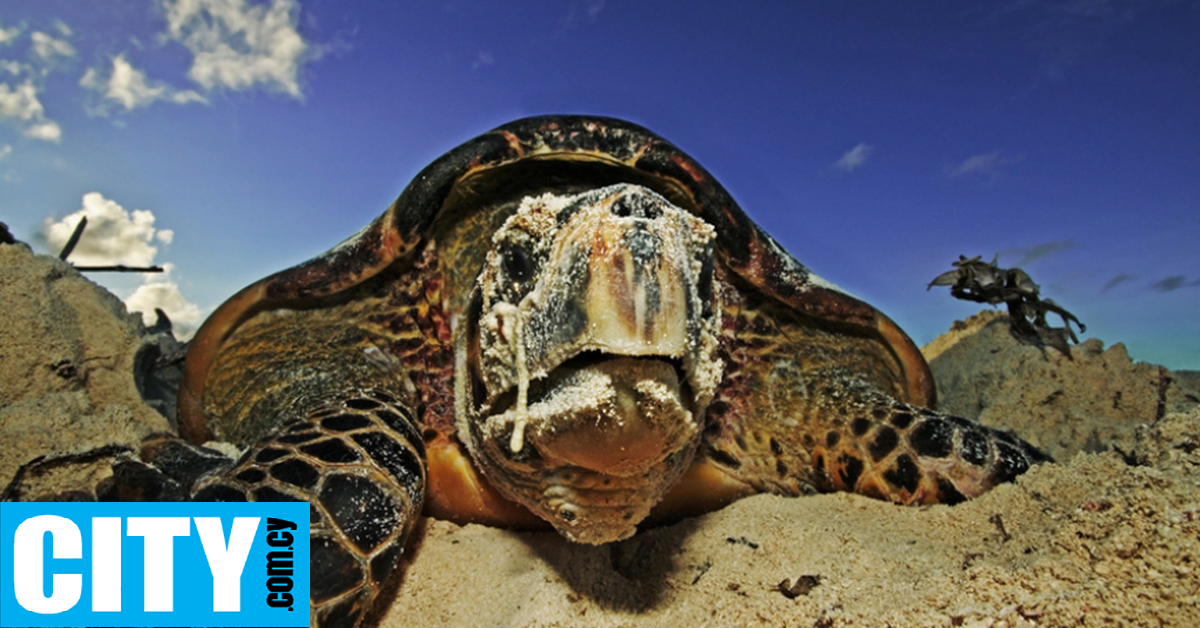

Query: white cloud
left=124, top=264, right=203, bottom=339
left=562, top=0, right=606, bottom=29
left=1000, top=240, right=1078, bottom=266
left=81, top=54, right=207, bottom=112
left=471, top=50, right=495, bottom=70
left=834, top=142, right=874, bottom=172
left=1, top=60, right=23, bottom=75
left=943, top=150, right=1020, bottom=180
left=30, top=31, right=75, bottom=64
left=42, top=193, right=202, bottom=338
left=0, top=20, right=19, bottom=47
left=0, top=79, right=62, bottom=142
left=160, top=0, right=310, bottom=98
left=0, top=79, right=42, bottom=119
left=0, top=144, right=11, bottom=160
left=23, top=120, right=62, bottom=142
left=42, top=192, right=169, bottom=267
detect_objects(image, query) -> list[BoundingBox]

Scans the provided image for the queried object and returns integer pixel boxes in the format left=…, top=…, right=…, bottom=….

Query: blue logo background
left=0, top=502, right=310, bottom=627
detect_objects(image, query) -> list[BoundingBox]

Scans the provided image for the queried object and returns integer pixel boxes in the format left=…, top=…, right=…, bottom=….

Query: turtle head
left=456, top=183, right=723, bottom=544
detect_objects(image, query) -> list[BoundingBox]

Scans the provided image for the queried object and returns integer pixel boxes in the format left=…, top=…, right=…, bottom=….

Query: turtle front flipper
left=189, top=389, right=426, bottom=628
left=808, top=400, right=1051, bottom=504
left=702, top=284, right=1051, bottom=509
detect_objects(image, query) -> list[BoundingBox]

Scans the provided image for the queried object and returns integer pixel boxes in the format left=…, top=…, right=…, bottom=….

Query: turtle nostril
left=610, top=193, right=662, bottom=220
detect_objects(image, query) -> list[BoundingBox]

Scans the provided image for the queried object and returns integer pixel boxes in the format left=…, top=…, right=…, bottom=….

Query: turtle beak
left=568, top=192, right=693, bottom=358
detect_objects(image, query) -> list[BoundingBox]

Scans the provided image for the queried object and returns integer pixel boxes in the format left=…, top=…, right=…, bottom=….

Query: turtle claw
left=812, top=402, right=1051, bottom=505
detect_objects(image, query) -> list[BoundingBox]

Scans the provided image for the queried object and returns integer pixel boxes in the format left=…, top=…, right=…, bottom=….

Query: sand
left=2, top=243, right=1197, bottom=627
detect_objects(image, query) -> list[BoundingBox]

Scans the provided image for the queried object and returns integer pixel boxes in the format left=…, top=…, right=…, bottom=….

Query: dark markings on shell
left=352, top=432, right=424, bottom=490
left=889, top=411, right=914, bottom=429
left=370, top=408, right=426, bottom=459
left=322, top=414, right=373, bottom=432
left=255, top=448, right=288, bottom=463
left=370, top=542, right=404, bottom=587
left=935, top=478, right=967, bottom=505
left=320, top=473, right=400, bottom=554
left=302, top=438, right=362, bottom=464
left=838, top=453, right=863, bottom=488
left=235, top=468, right=266, bottom=484
left=345, top=398, right=382, bottom=411
left=883, top=453, right=920, bottom=493
left=868, top=426, right=899, bottom=461
left=371, top=390, right=398, bottom=405
left=993, top=440, right=1031, bottom=483
left=310, top=535, right=365, bottom=604
left=270, top=458, right=321, bottom=489
left=825, top=430, right=840, bottom=448
left=959, top=426, right=991, bottom=466
left=277, top=431, right=322, bottom=444
left=908, top=418, right=954, bottom=459
left=769, top=437, right=783, bottom=456
left=851, top=417, right=871, bottom=436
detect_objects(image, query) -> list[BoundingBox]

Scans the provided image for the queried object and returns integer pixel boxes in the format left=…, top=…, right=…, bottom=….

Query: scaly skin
left=189, top=390, right=425, bottom=628
left=703, top=277, right=1050, bottom=504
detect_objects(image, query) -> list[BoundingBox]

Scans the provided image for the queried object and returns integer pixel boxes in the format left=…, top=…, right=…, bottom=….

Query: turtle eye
left=500, top=243, right=535, bottom=285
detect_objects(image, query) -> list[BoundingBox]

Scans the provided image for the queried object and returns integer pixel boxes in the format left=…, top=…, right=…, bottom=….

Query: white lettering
left=194, top=516, right=260, bottom=612
left=12, top=515, right=82, bottom=614
left=91, top=517, right=122, bottom=612
left=126, top=517, right=190, bottom=612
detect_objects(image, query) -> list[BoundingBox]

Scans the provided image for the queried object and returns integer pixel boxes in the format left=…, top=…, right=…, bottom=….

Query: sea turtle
left=16, top=116, right=1052, bottom=628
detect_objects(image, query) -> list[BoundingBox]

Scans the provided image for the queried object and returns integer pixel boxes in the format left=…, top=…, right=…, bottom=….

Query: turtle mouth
left=481, top=351, right=700, bottom=473
left=470, top=350, right=706, bottom=543
left=486, top=351, right=693, bottom=430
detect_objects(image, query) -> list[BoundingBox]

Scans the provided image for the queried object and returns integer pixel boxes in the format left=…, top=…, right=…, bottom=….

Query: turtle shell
left=178, top=115, right=935, bottom=523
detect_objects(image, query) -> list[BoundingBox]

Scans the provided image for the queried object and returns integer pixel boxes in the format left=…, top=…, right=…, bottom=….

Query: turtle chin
left=474, top=355, right=703, bottom=544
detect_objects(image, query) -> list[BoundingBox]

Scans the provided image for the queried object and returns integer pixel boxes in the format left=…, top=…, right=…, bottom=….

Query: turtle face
left=455, top=183, right=723, bottom=543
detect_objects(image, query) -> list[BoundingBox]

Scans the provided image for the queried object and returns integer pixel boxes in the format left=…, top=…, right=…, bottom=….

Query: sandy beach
left=3, top=243, right=1197, bottom=628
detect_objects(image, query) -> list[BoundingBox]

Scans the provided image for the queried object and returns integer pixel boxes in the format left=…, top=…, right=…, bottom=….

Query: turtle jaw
left=473, top=355, right=705, bottom=544
left=457, top=183, right=723, bottom=543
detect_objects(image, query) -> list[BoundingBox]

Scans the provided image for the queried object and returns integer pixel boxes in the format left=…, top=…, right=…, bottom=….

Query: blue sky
left=2, top=1, right=1197, bottom=369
